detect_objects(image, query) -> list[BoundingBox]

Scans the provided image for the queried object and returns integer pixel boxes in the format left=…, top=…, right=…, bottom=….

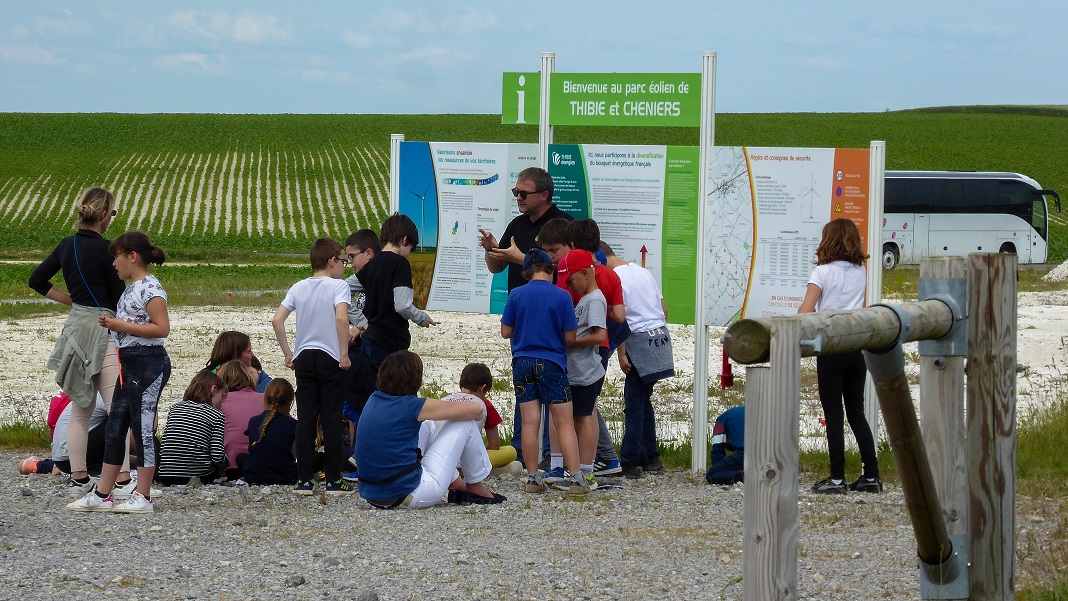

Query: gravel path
left=5, top=452, right=929, bottom=601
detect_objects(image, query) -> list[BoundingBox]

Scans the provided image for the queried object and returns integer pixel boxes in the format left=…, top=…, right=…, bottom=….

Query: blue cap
left=522, top=248, right=553, bottom=270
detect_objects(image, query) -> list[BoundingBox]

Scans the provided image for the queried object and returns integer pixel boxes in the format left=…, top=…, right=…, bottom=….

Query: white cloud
left=441, top=7, right=501, bottom=35
left=342, top=31, right=374, bottom=49
left=302, top=69, right=352, bottom=85
left=11, top=26, right=30, bottom=41
left=0, top=43, right=61, bottom=66
left=165, top=10, right=289, bottom=44
left=155, top=52, right=228, bottom=75
left=232, top=15, right=289, bottom=43
left=373, top=8, right=436, bottom=34
left=794, top=56, right=845, bottom=71
left=392, top=47, right=470, bottom=68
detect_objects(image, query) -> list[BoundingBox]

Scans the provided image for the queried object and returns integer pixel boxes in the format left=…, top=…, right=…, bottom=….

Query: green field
left=2, top=108, right=1067, bottom=260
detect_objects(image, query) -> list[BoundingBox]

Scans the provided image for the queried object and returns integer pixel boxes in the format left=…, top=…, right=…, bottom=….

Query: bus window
left=904, top=179, right=934, bottom=211
left=1032, top=197, right=1047, bottom=240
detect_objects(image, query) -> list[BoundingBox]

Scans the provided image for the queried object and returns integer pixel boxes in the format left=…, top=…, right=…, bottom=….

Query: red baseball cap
left=556, top=249, right=595, bottom=280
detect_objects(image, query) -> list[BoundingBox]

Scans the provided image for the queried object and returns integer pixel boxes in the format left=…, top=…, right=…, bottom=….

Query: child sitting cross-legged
left=155, top=371, right=229, bottom=486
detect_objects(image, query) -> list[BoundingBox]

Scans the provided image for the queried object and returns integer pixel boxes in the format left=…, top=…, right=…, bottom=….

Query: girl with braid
left=241, top=378, right=298, bottom=485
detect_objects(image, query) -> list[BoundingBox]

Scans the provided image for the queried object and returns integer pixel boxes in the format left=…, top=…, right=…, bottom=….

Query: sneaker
left=620, top=463, right=643, bottom=479
left=592, top=459, right=622, bottom=476
left=849, top=476, right=884, bottom=493
left=524, top=473, right=547, bottom=494
left=542, top=466, right=567, bottom=483
left=811, top=477, right=848, bottom=495
left=566, top=473, right=589, bottom=496
left=66, top=476, right=98, bottom=497
left=112, top=479, right=137, bottom=500
left=582, top=472, right=599, bottom=492
left=18, top=456, right=41, bottom=475
left=642, top=457, right=665, bottom=473
left=294, top=480, right=315, bottom=495
left=347, top=454, right=358, bottom=469
left=325, top=479, right=355, bottom=494
left=112, top=491, right=154, bottom=514
left=342, top=470, right=360, bottom=483
left=66, top=490, right=112, bottom=512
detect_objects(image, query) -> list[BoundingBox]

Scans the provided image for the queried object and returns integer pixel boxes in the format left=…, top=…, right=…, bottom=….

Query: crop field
left=1, top=108, right=1067, bottom=260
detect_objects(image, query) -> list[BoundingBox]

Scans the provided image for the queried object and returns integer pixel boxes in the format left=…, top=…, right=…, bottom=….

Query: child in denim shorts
left=500, top=249, right=588, bottom=495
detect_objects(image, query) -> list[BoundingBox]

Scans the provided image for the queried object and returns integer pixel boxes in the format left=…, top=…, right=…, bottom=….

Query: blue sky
left=1, top=2, right=1064, bottom=114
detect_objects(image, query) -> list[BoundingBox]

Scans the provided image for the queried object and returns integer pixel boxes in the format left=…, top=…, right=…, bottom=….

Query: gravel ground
left=4, top=454, right=931, bottom=601
left=2, top=291, right=1066, bottom=600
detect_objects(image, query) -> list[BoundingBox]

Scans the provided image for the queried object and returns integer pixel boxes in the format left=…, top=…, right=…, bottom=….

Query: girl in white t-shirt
left=798, top=219, right=882, bottom=495
left=67, top=231, right=172, bottom=514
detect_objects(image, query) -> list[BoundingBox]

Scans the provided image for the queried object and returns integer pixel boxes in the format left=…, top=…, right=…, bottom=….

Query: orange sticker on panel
left=830, top=148, right=871, bottom=250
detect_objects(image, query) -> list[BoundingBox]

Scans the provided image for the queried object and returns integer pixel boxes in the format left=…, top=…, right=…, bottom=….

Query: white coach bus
left=881, top=171, right=1061, bottom=269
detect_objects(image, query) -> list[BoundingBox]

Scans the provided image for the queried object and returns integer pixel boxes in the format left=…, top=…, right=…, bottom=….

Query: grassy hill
left=2, top=107, right=1066, bottom=260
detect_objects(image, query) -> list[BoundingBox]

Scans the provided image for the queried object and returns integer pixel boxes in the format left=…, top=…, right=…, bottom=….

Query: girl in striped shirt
left=155, top=371, right=229, bottom=486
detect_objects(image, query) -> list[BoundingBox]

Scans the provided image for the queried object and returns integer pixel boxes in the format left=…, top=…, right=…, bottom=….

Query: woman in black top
left=29, top=187, right=129, bottom=494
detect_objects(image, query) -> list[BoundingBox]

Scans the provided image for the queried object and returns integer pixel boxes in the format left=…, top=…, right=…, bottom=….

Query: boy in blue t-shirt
left=706, top=405, right=745, bottom=485
left=501, top=249, right=587, bottom=495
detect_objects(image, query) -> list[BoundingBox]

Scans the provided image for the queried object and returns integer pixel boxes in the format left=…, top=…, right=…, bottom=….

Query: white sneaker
left=66, top=490, right=113, bottom=512
left=66, top=476, right=98, bottom=497
left=112, top=491, right=154, bottom=514
left=112, top=479, right=137, bottom=500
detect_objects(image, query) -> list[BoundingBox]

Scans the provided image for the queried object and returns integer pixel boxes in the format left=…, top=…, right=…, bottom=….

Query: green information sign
left=501, top=72, right=540, bottom=125
left=549, top=73, right=701, bottom=127
left=502, top=72, right=701, bottom=127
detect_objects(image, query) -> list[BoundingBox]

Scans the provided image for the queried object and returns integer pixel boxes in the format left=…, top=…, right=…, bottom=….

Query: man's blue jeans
left=620, top=368, right=658, bottom=466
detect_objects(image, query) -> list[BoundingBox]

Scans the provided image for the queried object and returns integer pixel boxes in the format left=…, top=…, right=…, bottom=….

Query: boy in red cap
left=557, top=249, right=608, bottom=490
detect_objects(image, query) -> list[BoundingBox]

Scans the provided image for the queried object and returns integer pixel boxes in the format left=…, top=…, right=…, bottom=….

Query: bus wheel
left=882, top=244, right=900, bottom=270
left=999, top=242, right=1017, bottom=255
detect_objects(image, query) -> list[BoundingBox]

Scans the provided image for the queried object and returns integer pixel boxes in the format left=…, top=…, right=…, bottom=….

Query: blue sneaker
left=342, top=470, right=360, bottom=483
left=542, top=467, right=567, bottom=483
left=592, top=459, right=622, bottom=476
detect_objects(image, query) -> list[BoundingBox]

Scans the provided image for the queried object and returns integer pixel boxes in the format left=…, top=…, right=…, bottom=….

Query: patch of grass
left=0, top=421, right=49, bottom=450
left=1018, top=387, right=1068, bottom=497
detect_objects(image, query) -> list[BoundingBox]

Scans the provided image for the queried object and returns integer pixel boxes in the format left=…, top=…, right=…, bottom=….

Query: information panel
left=702, top=147, right=871, bottom=326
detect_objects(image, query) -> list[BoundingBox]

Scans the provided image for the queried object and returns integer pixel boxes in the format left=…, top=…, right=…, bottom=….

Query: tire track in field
left=122, top=152, right=155, bottom=230
left=238, top=151, right=250, bottom=236
left=9, top=173, right=50, bottom=225
left=323, top=147, right=351, bottom=238
left=38, top=173, right=78, bottom=227
left=127, top=152, right=164, bottom=232
left=337, top=146, right=376, bottom=229
left=105, top=154, right=143, bottom=202
left=165, top=154, right=197, bottom=236
left=256, top=149, right=267, bottom=236
left=151, top=153, right=183, bottom=236
left=192, top=154, right=217, bottom=237
left=135, top=152, right=170, bottom=232
left=222, top=150, right=236, bottom=235
left=176, top=154, right=203, bottom=236
left=207, top=151, right=227, bottom=236
left=316, top=148, right=342, bottom=237
left=144, top=152, right=177, bottom=234
left=299, top=150, right=321, bottom=238
left=283, top=150, right=302, bottom=238
left=17, top=174, right=55, bottom=227
left=358, top=146, right=390, bottom=220
left=274, top=150, right=288, bottom=236
left=213, top=151, right=231, bottom=235
left=112, top=153, right=151, bottom=223
left=327, top=142, right=364, bottom=233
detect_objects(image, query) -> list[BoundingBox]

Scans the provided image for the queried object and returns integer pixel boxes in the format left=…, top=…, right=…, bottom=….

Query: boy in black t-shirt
left=351, top=214, right=436, bottom=387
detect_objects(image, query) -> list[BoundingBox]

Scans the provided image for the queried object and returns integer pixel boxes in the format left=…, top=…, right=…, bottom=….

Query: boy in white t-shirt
left=603, top=243, right=675, bottom=478
left=271, top=238, right=352, bottom=495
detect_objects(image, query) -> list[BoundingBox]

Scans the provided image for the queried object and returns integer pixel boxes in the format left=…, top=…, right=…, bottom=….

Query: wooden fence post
left=743, top=318, right=800, bottom=601
left=966, top=253, right=1017, bottom=601
left=919, top=256, right=968, bottom=537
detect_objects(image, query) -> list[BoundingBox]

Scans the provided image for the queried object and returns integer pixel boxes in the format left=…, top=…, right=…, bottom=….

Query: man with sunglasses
left=479, top=167, right=573, bottom=466
left=479, top=167, right=572, bottom=293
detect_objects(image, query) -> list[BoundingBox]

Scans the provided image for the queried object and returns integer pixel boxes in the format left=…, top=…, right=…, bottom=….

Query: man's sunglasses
left=511, top=188, right=544, bottom=200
